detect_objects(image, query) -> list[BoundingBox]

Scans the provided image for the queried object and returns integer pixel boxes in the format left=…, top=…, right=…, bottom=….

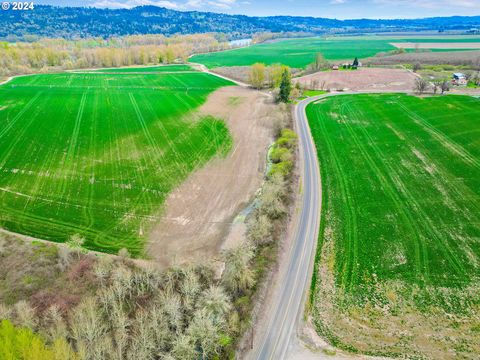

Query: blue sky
left=37, top=0, right=480, bottom=19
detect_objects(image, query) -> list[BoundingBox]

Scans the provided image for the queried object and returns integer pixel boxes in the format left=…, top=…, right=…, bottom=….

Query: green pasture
left=308, top=93, right=479, bottom=291
left=89, top=64, right=193, bottom=73
left=190, top=36, right=480, bottom=69
left=191, top=38, right=395, bottom=68
left=0, top=71, right=233, bottom=256
left=307, top=93, right=480, bottom=351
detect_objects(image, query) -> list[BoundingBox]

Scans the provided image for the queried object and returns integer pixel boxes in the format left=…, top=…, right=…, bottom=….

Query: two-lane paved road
left=251, top=95, right=325, bottom=359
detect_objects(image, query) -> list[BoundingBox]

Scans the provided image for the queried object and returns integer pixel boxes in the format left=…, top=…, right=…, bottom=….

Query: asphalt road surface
left=251, top=94, right=324, bottom=360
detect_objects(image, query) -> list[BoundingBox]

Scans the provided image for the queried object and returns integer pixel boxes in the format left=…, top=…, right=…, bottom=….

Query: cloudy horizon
left=36, top=0, right=480, bottom=20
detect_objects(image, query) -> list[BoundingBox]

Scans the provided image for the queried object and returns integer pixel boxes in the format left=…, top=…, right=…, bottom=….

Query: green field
left=90, top=64, right=193, bottom=73
left=0, top=71, right=233, bottom=256
left=307, top=94, right=480, bottom=356
left=190, top=36, right=480, bottom=69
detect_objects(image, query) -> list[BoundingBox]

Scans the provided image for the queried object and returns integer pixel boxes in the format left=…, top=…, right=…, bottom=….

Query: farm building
left=452, top=73, right=467, bottom=86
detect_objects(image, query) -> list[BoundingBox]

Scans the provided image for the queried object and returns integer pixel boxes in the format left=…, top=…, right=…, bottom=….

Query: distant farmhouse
left=333, top=57, right=362, bottom=70
left=452, top=73, right=467, bottom=86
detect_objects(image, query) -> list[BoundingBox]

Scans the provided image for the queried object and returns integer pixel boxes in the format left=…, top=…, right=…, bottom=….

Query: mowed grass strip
left=0, top=72, right=233, bottom=256
left=191, top=36, right=480, bottom=69
left=89, top=64, right=193, bottom=73
left=307, top=94, right=480, bottom=354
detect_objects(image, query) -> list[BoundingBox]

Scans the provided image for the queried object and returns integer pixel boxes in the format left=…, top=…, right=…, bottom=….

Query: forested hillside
left=1, top=5, right=479, bottom=40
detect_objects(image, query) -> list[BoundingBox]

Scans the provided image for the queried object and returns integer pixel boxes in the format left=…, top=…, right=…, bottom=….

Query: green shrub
left=269, top=161, right=294, bottom=178
left=270, top=147, right=292, bottom=164
left=276, top=129, right=297, bottom=149
left=0, top=320, right=78, bottom=360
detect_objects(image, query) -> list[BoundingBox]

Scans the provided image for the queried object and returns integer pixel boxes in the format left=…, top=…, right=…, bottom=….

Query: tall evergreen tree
left=279, top=68, right=292, bottom=103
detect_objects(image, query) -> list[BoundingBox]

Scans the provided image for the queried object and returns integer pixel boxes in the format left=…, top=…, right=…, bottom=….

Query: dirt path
left=147, top=86, right=276, bottom=267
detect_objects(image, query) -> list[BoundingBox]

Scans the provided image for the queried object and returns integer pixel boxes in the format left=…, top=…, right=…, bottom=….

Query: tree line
left=0, top=34, right=230, bottom=77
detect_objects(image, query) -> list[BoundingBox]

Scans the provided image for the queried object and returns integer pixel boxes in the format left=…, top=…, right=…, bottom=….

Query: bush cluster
left=0, top=234, right=262, bottom=360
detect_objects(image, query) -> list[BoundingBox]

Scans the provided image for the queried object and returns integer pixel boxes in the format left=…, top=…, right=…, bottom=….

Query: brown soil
left=392, top=42, right=480, bottom=49
left=368, top=50, right=480, bottom=66
left=294, top=67, right=418, bottom=92
left=148, top=86, right=275, bottom=267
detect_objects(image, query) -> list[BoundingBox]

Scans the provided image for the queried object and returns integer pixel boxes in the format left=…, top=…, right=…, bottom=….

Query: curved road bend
left=250, top=94, right=328, bottom=360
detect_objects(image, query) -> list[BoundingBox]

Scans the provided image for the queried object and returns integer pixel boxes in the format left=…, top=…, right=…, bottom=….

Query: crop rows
left=0, top=71, right=233, bottom=256
left=307, top=94, right=479, bottom=294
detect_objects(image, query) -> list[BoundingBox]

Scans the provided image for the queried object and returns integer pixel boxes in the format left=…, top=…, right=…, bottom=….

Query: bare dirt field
left=368, top=50, right=480, bottom=66
left=148, top=86, right=276, bottom=267
left=392, top=42, right=480, bottom=49
left=293, top=67, right=418, bottom=92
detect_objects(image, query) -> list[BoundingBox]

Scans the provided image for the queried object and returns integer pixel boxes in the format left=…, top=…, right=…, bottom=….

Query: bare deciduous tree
left=45, top=305, right=68, bottom=341
left=66, top=234, right=85, bottom=259
left=159, top=290, right=183, bottom=332
left=414, top=77, right=429, bottom=94
left=71, top=297, right=109, bottom=360
left=187, top=308, right=223, bottom=359
left=222, top=244, right=255, bottom=296
left=14, top=300, right=37, bottom=330
left=171, top=334, right=197, bottom=360
left=0, top=303, right=11, bottom=321
left=179, top=267, right=201, bottom=314
left=434, top=80, right=450, bottom=95
left=247, top=214, right=273, bottom=245
left=308, top=52, right=329, bottom=73
left=199, top=286, right=231, bottom=322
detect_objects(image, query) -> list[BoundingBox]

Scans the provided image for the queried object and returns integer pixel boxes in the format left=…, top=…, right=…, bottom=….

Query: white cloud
left=371, top=0, right=478, bottom=9
left=330, top=0, right=347, bottom=4
left=183, top=0, right=238, bottom=9
left=207, top=1, right=232, bottom=9
left=185, top=0, right=202, bottom=7
left=91, top=0, right=182, bottom=9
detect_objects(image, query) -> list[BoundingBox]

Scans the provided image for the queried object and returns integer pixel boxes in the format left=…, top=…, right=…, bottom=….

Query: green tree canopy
left=278, top=68, right=292, bottom=103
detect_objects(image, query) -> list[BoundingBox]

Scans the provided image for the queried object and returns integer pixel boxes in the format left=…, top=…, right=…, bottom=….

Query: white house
left=452, top=73, right=467, bottom=86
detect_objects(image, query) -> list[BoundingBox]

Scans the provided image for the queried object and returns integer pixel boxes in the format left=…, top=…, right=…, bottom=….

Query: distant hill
left=1, top=5, right=479, bottom=40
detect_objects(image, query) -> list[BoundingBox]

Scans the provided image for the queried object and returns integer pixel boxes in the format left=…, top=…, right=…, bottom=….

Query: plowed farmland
left=307, top=94, right=480, bottom=358
left=0, top=71, right=233, bottom=256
